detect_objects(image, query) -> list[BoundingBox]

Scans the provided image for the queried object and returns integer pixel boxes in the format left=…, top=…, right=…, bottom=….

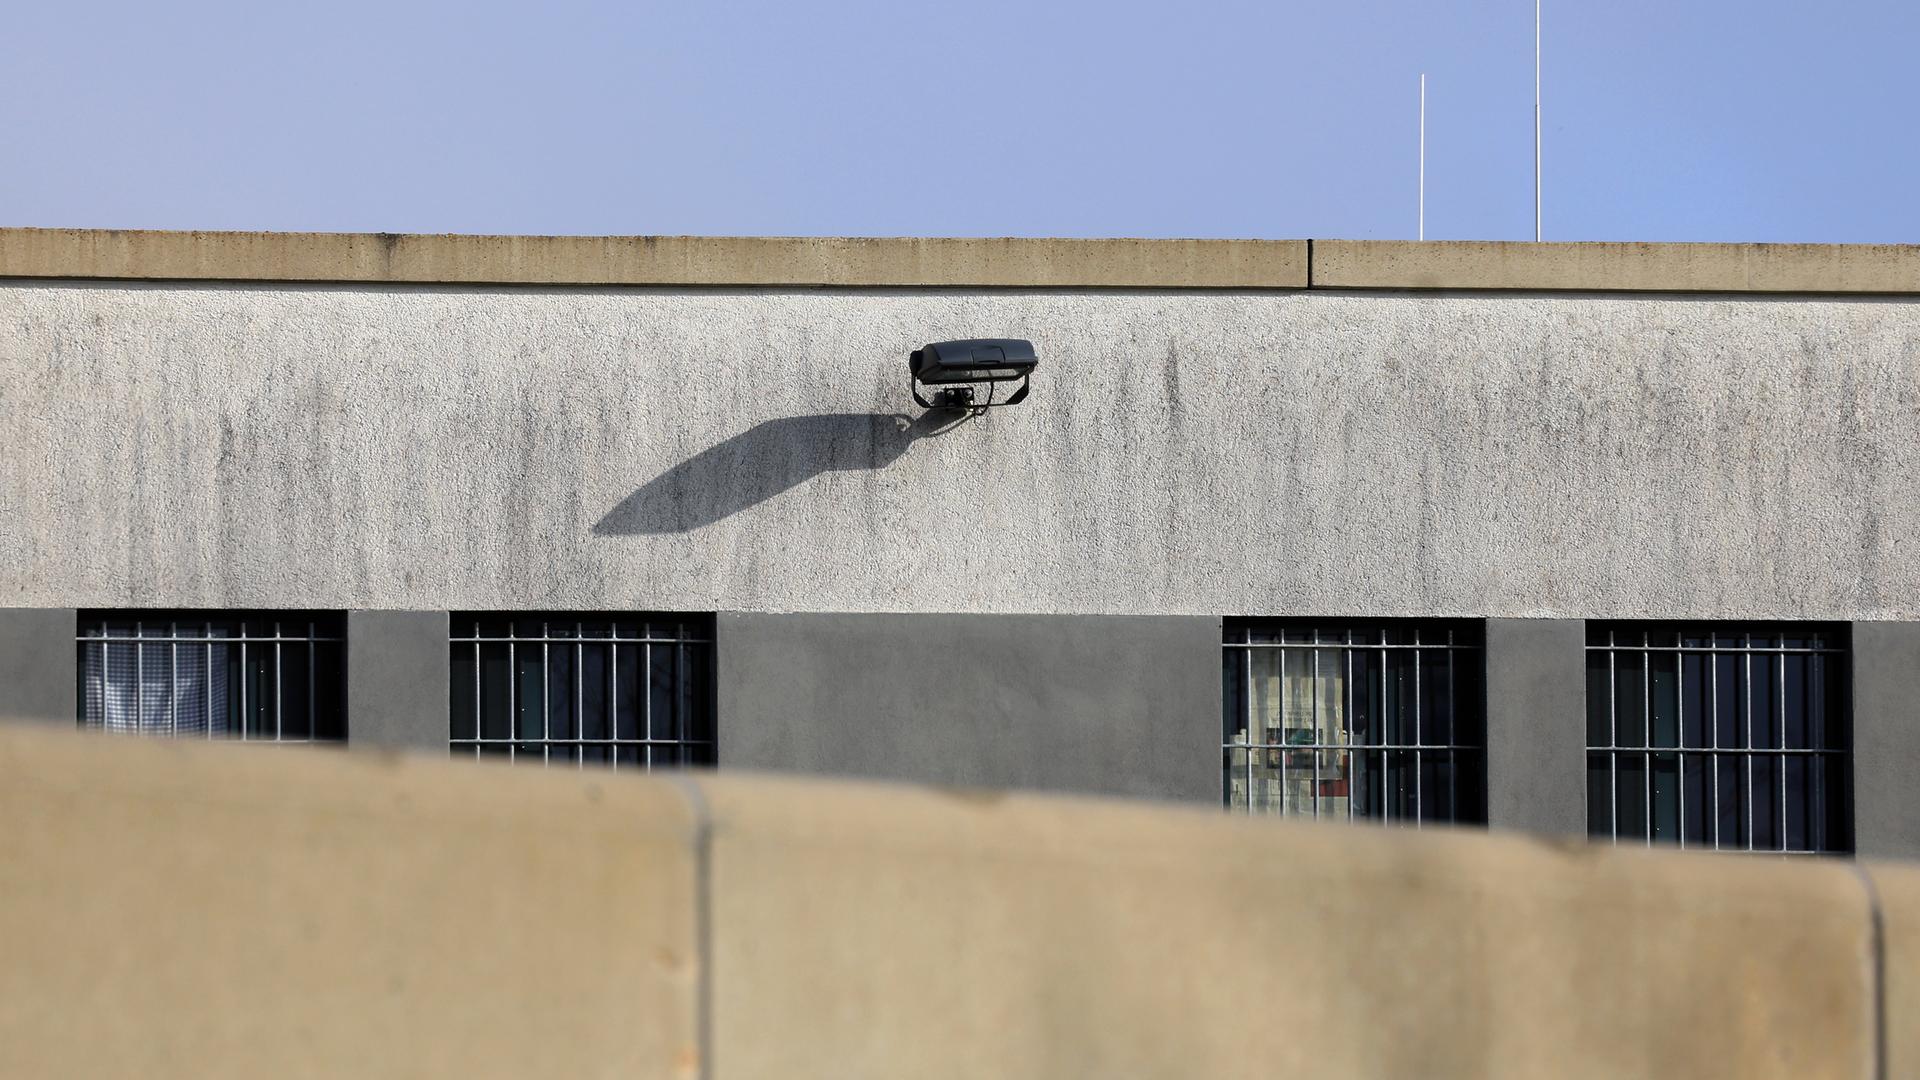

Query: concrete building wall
left=717, top=612, right=1221, bottom=802
left=0, top=608, right=74, bottom=724
left=344, top=610, right=448, bottom=752
left=1483, top=619, right=1588, bottom=836
left=4, top=233, right=1918, bottom=844
left=3, top=283, right=1918, bottom=619
left=1853, top=622, right=1920, bottom=860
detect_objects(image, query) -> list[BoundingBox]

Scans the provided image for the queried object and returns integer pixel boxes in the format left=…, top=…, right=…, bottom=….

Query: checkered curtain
left=81, top=635, right=231, bottom=736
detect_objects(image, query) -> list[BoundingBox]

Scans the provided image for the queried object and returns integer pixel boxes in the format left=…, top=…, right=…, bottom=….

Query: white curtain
left=81, top=636, right=230, bottom=736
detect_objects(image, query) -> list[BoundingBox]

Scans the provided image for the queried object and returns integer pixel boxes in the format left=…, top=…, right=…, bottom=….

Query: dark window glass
left=1586, top=753, right=1612, bottom=835
left=1585, top=622, right=1849, bottom=854
left=449, top=613, right=715, bottom=769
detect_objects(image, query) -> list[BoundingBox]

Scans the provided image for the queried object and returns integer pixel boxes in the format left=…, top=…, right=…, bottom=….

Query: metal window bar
left=450, top=615, right=716, bottom=770
left=1413, top=644, right=1422, bottom=828
left=1222, top=622, right=1485, bottom=826
left=1584, top=624, right=1849, bottom=855
left=1448, top=631, right=1458, bottom=823
left=76, top=614, right=342, bottom=743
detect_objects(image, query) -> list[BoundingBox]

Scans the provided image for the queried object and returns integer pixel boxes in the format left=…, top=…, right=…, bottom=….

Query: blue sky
left=4, top=1, right=1915, bottom=241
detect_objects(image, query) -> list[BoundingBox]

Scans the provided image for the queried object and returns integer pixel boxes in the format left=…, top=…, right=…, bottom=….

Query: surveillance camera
left=909, top=339, right=1037, bottom=413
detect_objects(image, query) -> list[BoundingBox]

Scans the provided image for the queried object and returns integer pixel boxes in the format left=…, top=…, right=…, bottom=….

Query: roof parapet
left=2, top=228, right=1918, bottom=293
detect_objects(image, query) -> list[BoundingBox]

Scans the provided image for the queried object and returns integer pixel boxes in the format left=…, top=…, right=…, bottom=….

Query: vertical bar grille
left=1584, top=622, right=1851, bottom=855
left=449, top=614, right=716, bottom=769
left=76, top=611, right=345, bottom=743
left=1221, top=620, right=1485, bottom=826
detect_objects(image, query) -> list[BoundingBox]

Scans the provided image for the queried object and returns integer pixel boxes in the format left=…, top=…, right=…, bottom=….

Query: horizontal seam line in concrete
left=5, top=230, right=1920, bottom=293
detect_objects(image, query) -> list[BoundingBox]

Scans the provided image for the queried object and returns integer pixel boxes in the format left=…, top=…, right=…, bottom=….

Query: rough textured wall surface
left=2, top=282, right=1916, bottom=617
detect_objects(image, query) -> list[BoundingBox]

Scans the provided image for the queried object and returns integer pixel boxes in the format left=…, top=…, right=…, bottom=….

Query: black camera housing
left=909, top=339, right=1037, bottom=412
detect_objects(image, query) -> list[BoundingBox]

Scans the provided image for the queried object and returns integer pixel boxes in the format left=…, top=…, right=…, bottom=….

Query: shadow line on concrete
left=593, top=410, right=968, bottom=535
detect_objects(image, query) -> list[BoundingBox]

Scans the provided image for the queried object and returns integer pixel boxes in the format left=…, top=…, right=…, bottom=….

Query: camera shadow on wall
left=593, top=410, right=969, bottom=535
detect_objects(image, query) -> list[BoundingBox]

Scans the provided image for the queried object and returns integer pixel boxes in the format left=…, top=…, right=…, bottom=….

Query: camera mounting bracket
left=910, top=373, right=1030, bottom=416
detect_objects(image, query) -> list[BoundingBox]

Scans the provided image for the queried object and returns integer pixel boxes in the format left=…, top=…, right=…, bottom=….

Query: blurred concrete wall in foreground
left=0, top=724, right=1913, bottom=1079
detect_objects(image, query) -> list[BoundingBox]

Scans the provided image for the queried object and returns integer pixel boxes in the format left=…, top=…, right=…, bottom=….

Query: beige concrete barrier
left=0, top=728, right=700, bottom=1079
left=1875, top=862, right=1920, bottom=1076
left=0, top=723, right=1903, bottom=1078
left=701, top=777, right=1881, bottom=1079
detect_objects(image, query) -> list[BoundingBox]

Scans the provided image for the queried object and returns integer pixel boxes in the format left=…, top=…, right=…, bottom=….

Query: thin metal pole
left=1448, top=638, right=1458, bottom=823
left=1642, top=630, right=1651, bottom=842
left=1745, top=639, right=1755, bottom=851
left=1812, top=651, right=1825, bottom=849
left=675, top=641, right=688, bottom=768
left=542, top=629, right=551, bottom=767
left=1381, top=634, right=1391, bottom=819
left=1413, top=647, right=1423, bottom=827
left=1346, top=646, right=1356, bottom=821
left=1608, top=630, right=1618, bottom=841
left=1419, top=73, right=1427, bottom=241
left=1274, top=642, right=1293, bottom=801
left=1534, top=0, right=1542, bottom=241
left=1676, top=648, right=1685, bottom=848
left=1311, top=638, right=1321, bottom=819
left=1778, top=651, right=1788, bottom=850
left=1710, top=650, right=1721, bottom=850
left=1245, top=638, right=1255, bottom=813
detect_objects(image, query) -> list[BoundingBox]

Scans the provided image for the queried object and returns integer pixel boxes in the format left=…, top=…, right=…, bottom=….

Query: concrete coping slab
left=5, top=228, right=1919, bottom=293
left=0, top=229, right=1308, bottom=289
left=1313, top=239, right=1920, bottom=294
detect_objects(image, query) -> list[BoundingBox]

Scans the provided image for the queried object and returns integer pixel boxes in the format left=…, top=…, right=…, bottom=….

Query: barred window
left=450, top=614, right=715, bottom=768
left=1223, top=621, right=1485, bottom=824
left=76, top=612, right=346, bottom=741
left=1586, top=623, right=1850, bottom=854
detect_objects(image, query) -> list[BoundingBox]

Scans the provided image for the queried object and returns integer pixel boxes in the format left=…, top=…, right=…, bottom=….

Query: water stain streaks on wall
left=1, top=283, right=1916, bottom=618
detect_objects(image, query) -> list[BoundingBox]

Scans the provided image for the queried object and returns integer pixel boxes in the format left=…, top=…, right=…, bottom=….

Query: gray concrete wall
left=716, top=612, right=1220, bottom=802
left=3, top=284, right=1918, bottom=619
left=1484, top=619, right=1588, bottom=837
left=0, top=608, right=75, bottom=725
left=344, top=610, right=448, bottom=752
left=1853, top=621, right=1920, bottom=860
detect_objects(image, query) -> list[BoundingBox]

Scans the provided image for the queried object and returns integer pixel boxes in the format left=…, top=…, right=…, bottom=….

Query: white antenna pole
left=1534, top=0, right=1542, bottom=241
left=1419, top=73, right=1427, bottom=241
